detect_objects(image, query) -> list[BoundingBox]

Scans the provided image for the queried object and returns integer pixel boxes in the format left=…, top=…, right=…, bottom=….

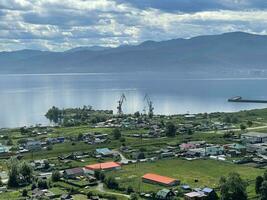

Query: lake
left=0, top=73, right=267, bottom=128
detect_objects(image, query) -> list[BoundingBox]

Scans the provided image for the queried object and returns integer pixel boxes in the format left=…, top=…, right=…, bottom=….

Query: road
left=95, top=182, right=130, bottom=199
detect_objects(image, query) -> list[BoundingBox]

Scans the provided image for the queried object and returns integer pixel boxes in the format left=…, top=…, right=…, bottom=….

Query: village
left=1, top=106, right=267, bottom=199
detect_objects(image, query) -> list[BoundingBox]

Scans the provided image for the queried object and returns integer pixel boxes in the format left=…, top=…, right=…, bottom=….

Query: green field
left=106, top=158, right=263, bottom=197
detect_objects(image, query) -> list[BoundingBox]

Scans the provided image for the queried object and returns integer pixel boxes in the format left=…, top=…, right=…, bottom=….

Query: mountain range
left=1, top=32, right=267, bottom=77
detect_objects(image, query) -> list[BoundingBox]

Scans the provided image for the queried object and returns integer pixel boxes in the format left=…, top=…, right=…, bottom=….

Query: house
left=95, top=148, right=114, bottom=157
left=181, top=185, right=191, bottom=191
left=247, top=143, right=267, bottom=154
left=142, top=173, right=180, bottom=186
left=187, top=145, right=224, bottom=157
left=0, top=144, right=10, bottom=155
left=224, top=143, right=246, bottom=156
left=156, top=189, right=176, bottom=200
left=85, top=161, right=121, bottom=173
left=25, top=141, right=42, bottom=151
left=184, top=191, right=206, bottom=200
left=180, top=143, right=196, bottom=151
left=63, top=167, right=85, bottom=179
left=242, top=132, right=267, bottom=143
left=202, top=188, right=218, bottom=199
left=31, top=159, right=49, bottom=170
left=60, top=194, right=73, bottom=200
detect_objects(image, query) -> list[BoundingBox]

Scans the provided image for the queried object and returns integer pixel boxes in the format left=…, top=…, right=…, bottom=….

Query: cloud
left=0, top=0, right=267, bottom=51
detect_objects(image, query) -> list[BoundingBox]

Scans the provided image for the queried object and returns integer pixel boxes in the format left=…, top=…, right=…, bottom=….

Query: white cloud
left=0, top=0, right=267, bottom=51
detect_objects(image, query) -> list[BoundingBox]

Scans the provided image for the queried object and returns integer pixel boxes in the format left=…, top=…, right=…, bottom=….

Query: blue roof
left=202, top=187, right=213, bottom=193
left=181, top=185, right=190, bottom=189
left=96, top=148, right=112, bottom=155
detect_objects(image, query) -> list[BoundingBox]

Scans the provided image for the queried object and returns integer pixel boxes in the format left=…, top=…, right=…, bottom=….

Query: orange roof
left=85, top=161, right=121, bottom=170
left=142, top=173, right=177, bottom=185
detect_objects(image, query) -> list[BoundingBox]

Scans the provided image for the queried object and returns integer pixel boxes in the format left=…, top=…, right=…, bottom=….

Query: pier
left=228, top=96, right=267, bottom=103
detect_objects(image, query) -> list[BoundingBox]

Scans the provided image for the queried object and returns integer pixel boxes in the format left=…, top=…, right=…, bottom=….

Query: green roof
left=156, top=189, right=171, bottom=198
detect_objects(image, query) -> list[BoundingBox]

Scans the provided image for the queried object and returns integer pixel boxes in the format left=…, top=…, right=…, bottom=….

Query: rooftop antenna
left=144, top=94, right=154, bottom=118
left=117, top=94, right=126, bottom=115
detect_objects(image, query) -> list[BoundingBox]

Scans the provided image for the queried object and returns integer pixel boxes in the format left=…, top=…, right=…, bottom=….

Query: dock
left=228, top=96, right=267, bottom=103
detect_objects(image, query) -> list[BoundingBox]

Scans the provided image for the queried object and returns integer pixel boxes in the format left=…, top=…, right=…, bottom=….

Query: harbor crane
left=144, top=94, right=154, bottom=118
left=117, top=93, right=126, bottom=115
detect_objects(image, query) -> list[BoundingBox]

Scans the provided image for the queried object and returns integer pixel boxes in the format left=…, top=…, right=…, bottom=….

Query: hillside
left=1, top=32, right=267, bottom=76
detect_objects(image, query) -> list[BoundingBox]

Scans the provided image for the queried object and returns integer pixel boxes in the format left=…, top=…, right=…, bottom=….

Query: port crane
left=117, top=94, right=126, bottom=115
left=144, top=94, right=154, bottom=118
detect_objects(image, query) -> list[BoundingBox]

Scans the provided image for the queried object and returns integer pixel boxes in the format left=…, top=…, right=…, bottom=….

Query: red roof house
left=142, top=173, right=180, bottom=186
left=85, top=161, right=121, bottom=171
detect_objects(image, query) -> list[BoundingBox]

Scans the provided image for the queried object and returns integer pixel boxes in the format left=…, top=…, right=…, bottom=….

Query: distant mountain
left=1, top=32, right=267, bottom=77
left=65, top=46, right=111, bottom=53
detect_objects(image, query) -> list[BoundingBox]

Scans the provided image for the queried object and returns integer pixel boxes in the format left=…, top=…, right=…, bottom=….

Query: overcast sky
left=1, top=0, right=267, bottom=51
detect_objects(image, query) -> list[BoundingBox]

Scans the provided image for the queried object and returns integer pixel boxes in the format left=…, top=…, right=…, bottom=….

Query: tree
left=37, top=179, right=48, bottom=189
left=134, top=111, right=140, bottom=118
left=7, top=138, right=13, bottom=146
left=263, top=170, right=267, bottom=181
left=51, top=170, right=61, bottom=182
left=22, top=189, right=28, bottom=197
left=260, top=181, right=267, bottom=200
left=7, top=157, right=19, bottom=187
left=165, top=122, right=176, bottom=137
left=247, top=120, right=253, bottom=127
left=20, top=162, right=33, bottom=183
left=45, top=106, right=62, bottom=124
left=105, top=177, right=119, bottom=189
left=127, top=186, right=134, bottom=194
left=77, top=133, right=84, bottom=141
left=219, top=172, right=247, bottom=200
left=256, top=176, right=264, bottom=194
left=95, top=171, right=105, bottom=181
left=130, top=193, right=139, bottom=200
left=240, top=124, right=247, bottom=132
left=137, top=152, right=145, bottom=160
left=112, top=128, right=121, bottom=140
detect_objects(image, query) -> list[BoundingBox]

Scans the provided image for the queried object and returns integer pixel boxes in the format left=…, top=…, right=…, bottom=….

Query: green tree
left=51, top=170, right=61, bottom=182
left=137, top=152, right=145, bottom=160
left=45, top=106, right=62, bottom=124
left=22, top=189, right=28, bottom=197
left=165, top=122, right=177, bottom=137
left=240, top=124, right=247, bottom=132
left=130, top=193, right=139, bottom=200
left=127, top=186, right=134, bottom=194
left=260, top=181, right=267, bottom=200
left=219, top=172, right=247, bottom=200
left=20, top=162, right=33, bottom=183
left=247, top=120, right=253, bottom=127
left=105, top=177, right=119, bottom=189
left=112, top=128, right=121, bottom=140
left=134, top=111, right=140, bottom=118
left=7, top=157, right=19, bottom=187
left=256, top=176, right=264, bottom=194
left=263, top=170, right=267, bottom=181
left=77, top=133, right=84, bottom=141
left=37, top=179, right=48, bottom=189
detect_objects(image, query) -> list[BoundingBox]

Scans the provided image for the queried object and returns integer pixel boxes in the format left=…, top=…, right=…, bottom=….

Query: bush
left=105, top=177, right=119, bottom=190
left=127, top=186, right=134, bottom=194
left=51, top=170, right=61, bottom=182
left=112, top=128, right=121, bottom=140
left=37, top=179, right=48, bottom=189
left=22, top=189, right=28, bottom=197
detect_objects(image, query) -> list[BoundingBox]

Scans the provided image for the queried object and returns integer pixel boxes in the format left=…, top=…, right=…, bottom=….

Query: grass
left=106, top=158, right=264, bottom=197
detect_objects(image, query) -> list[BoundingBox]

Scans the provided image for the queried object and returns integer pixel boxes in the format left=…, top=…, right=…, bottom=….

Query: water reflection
left=0, top=73, right=266, bottom=127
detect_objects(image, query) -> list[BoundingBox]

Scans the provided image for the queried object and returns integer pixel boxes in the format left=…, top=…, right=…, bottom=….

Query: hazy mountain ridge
left=1, top=32, right=267, bottom=76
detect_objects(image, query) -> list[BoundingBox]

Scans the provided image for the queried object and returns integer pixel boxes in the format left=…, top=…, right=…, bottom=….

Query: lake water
left=0, top=73, right=267, bottom=128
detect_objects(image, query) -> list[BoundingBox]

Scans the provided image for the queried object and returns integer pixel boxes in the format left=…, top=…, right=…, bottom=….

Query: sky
left=1, top=0, right=267, bottom=51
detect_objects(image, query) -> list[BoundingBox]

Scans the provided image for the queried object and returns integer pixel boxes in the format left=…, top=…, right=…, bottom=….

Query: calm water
left=0, top=73, right=267, bottom=128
